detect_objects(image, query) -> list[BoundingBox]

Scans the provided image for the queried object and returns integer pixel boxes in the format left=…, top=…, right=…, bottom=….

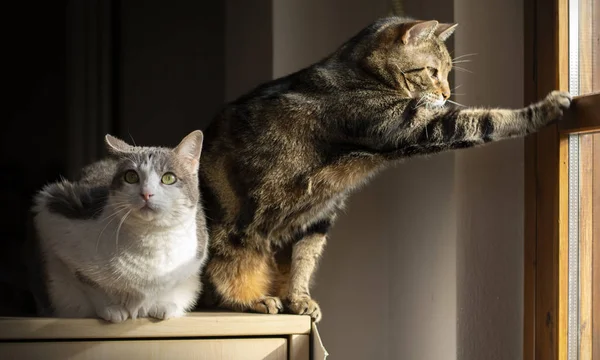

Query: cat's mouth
left=139, top=203, right=157, bottom=212
left=419, top=93, right=446, bottom=108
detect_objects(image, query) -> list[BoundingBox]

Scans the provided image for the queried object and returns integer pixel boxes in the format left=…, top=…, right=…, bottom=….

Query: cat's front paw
left=542, top=90, right=572, bottom=121
left=98, top=305, right=129, bottom=323
left=286, top=295, right=322, bottom=323
left=130, top=305, right=149, bottom=320
left=250, top=296, right=283, bottom=315
left=147, top=302, right=183, bottom=320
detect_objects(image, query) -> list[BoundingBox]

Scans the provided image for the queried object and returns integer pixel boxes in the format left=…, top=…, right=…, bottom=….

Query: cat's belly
left=268, top=193, right=346, bottom=244
left=84, top=226, right=201, bottom=294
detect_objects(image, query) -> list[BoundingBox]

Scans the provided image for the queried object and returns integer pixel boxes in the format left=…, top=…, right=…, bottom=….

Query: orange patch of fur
left=208, top=253, right=273, bottom=309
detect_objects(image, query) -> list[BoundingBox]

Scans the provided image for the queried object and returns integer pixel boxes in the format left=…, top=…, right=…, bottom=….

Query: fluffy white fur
left=33, top=131, right=207, bottom=322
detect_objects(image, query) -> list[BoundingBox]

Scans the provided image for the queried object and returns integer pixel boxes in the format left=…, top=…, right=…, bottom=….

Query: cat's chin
left=132, top=206, right=160, bottom=222
left=428, top=100, right=446, bottom=108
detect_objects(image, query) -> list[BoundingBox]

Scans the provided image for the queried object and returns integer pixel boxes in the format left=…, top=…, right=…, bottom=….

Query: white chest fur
left=35, top=205, right=204, bottom=321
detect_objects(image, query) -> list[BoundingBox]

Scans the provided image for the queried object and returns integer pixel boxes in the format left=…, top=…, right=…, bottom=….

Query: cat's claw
left=286, top=296, right=322, bottom=323
left=98, top=305, right=129, bottom=323
left=251, top=296, right=283, bottom=315
left=148, top=302, right=182, bottom=320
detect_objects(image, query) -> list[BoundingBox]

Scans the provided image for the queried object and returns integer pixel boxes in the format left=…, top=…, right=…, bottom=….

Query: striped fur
left=198, top=16, right=571, bottom=322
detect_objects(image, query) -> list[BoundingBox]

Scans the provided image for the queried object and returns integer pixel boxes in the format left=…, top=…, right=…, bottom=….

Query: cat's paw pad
left=98, top=305, right=129, bottom=323
left=251, top=296, right=283, bottom=315
left=148, top=302, right=182, bottom=320
left=544, top=90, right=572, bottom=117
left=286, top=296, right=322, bottom=322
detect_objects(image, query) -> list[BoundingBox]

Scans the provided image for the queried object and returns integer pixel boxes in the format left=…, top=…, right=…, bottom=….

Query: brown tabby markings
left=198, top=16, right=571, bottom=322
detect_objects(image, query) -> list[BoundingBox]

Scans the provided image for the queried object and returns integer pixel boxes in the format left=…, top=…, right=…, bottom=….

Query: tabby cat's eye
left=428, top=67, right=439, bottom=79
left=161, top=172, right=177, bottom=185
left=123, top=170, right=139, bottom=184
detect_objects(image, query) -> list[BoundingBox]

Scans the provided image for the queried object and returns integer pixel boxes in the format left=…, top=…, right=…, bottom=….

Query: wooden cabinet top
left=0, top=312, right=312, bottom=340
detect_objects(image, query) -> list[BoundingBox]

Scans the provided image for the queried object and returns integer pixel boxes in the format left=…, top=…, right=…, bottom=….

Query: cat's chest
left=131, top=231, right=195, bottom=265
left=108, top=225, right=199, bottom=281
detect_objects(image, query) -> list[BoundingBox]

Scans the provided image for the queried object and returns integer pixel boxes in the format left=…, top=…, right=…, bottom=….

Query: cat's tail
left=32, top=180, right=109, bottom=220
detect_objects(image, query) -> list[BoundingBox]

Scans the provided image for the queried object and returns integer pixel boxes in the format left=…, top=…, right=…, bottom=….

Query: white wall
left=454, top=0, right=525, bottom=358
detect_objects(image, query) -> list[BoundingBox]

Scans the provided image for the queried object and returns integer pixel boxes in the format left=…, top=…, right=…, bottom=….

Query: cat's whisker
left=99, top=205, right=130, bottom=223
left=95, top=206, right=130, bottom=251
left=413, top=96, right=431, bottom=110
left=446, top=99, right=467, bottom=107
left=128, top=132, right=137, bottom=146
left=453, top=66, right=473, bottom=74
left=101, top=206, right=129, bottom=219
left=93, top=202, right=129, bottom=217
left=452, top=60, right=472, bottom=64
left=96, top=214, right=124, bottom=251
left=114, top=209, right=133, bottom=252
left=452, top=53, right=478, bottom=61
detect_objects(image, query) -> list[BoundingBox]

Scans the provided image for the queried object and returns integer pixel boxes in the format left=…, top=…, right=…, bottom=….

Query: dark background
left=1, top=0, right=226, bottom=315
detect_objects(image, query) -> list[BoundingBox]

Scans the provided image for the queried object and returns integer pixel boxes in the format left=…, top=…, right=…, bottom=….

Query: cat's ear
left=435, top=23, right=458, bottom=41
left=105, top=134, right=134, bottom=154
left=174, top=130, right=204, bottom=173
left=396, top=20, right=439, bottom=45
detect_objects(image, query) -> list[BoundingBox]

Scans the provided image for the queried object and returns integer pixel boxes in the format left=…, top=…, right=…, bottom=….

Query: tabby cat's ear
left=435, top=23, right=458, bottom=41
left=396, top=20, right=439, bottom=45
left=105, top=134, right=134, bottom=154
left=174, top=130, right=204, bottom=173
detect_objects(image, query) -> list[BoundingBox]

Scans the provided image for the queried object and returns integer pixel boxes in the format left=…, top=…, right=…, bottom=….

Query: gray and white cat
left=33, top=130, right=208, bottom=322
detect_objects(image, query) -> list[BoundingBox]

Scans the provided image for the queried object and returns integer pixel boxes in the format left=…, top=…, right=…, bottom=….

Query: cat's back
left=33, top=181, right=108, bottom=247
left=34, top=181, right=108, bottom=219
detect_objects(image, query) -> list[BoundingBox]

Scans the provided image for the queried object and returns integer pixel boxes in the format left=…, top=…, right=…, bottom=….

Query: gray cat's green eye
left=123, top=170, right=139, bottom=184
left=161, top=172, right=177, bottom=185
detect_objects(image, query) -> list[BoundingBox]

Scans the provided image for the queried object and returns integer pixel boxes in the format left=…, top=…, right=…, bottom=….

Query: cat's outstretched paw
left=250, top=296, right=283, bottom=315
left=543, top=90, right=572, bottom=121
left=147, top=302, right=182, bottom=320
left=286, top=295, right=322, bottom=323
left=98, top=305, right=129, bottom=323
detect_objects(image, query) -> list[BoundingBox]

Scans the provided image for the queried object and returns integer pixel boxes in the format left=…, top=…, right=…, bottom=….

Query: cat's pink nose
left=140, top=192, right=154, bottom=201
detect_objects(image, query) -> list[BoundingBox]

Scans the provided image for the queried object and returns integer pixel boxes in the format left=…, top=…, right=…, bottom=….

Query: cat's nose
left=442, top=91, right=450, bottom=100
left=140, top=192, right=154, bottom=201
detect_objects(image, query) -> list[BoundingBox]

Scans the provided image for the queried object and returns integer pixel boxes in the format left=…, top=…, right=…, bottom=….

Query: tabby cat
left=33, top=131, right=208, bottom=322
left=199, top=16, right=571, bottom=322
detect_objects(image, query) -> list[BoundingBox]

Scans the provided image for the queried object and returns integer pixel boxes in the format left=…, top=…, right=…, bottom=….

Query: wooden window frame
left=524, top=0, right=600, bottom=358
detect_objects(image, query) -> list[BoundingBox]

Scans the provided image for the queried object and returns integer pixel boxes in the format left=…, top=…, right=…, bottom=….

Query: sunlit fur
left=199, top=16, right=571, bottom=322
left=33, top=131, right=208, bottom=322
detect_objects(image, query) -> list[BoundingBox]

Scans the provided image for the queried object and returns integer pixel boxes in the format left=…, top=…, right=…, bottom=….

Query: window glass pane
left=578, top=0, right=599, bottom=94
left=567, top=0, right=599, bottom=359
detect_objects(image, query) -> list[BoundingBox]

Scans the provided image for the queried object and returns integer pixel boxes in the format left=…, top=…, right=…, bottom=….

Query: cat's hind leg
left=207, top=249, right=282, bottom=315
